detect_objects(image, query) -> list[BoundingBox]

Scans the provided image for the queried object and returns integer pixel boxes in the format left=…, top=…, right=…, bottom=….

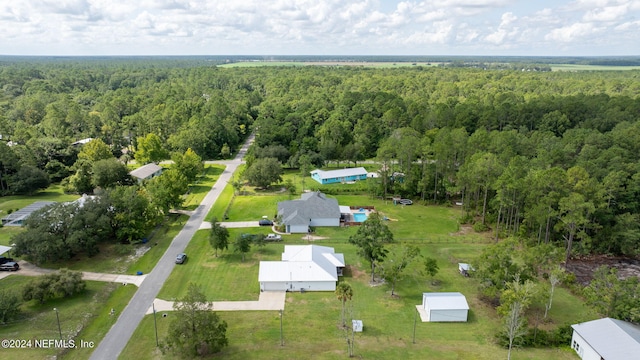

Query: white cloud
left=583, top=4, right=629, bottom=21
left=0, top=0, right=638, bottom=55
left=546, top=22, right=600, bottom=42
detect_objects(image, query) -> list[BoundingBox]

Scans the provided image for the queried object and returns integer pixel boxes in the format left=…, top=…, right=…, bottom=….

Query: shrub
left=473, top=222, right=490, bottom=232
left=22, top=269, right=86, bottom=304
left=0, top=290, right=21, bottom=324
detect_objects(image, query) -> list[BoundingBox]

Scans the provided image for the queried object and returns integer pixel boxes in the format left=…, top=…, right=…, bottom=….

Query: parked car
left=265, top=234, right=282, bottom=242
left=0, top=256, right=14, bottom=265
left=259, top=219, right=273, bottom=226
left=175, top=253, right=187, bottom=264
left=0, top=262, right=19, bottom=271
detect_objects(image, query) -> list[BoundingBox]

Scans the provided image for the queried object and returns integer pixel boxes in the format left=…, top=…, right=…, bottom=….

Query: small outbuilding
left=130, top=163, right=163, bottom=183
left=458, top=263, right=474, bottom=277
left=571, top=317, right=640, bottom=360
left=419, top=292, right=469, bottom=322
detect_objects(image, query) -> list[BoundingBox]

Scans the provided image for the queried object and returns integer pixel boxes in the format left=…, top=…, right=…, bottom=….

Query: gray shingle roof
left=278, top=192, right=340, bottom=225
left=572, top=318, right=640, bottom=359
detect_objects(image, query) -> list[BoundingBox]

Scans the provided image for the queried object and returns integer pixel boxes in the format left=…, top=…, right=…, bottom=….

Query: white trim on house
left=258, top=245, right=345, bottom=292
left=571, top=318, right=640, bottom=360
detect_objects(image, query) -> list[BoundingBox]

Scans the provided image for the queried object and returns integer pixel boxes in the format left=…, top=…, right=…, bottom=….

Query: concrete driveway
left=146, top=291, right=286, bottom=314
left=0, top=261, right=147, bottom=287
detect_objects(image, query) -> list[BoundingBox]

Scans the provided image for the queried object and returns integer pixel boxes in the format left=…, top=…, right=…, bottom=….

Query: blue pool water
left=353, top=212, right=368, bottom=222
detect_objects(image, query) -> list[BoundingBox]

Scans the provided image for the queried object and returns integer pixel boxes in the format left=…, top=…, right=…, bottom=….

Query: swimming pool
left=353, top=212, right=368, bottom=222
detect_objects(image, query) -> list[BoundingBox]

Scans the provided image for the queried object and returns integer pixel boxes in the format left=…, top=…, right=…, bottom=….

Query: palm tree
left=335, top=282, right=353, bottom=328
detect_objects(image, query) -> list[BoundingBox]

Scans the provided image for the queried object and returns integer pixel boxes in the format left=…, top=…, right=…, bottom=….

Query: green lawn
left=205, top=182, right=235, bottom=222
left=122, top=201, right=591, bottom=359
left=181, top=164, right=225, bottom=211
left=0, top=184, right=80, bottom=213
left=0, top=184, right=79, bottom=246
left=551, top=64, right=640, bottom=71
left=0, top=277, right=137, bottom=360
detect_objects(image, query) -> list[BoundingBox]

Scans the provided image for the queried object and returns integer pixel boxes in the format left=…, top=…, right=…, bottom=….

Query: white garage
left=420, top=292, right=469, bottom=322
left=258, top=245, right=345, bottom=292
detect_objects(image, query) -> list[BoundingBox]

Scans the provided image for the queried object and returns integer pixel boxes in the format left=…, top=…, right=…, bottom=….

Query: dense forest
left=1, top=59, right=640, bottom=261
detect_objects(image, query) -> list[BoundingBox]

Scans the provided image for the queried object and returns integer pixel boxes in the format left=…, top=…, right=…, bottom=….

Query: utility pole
left=53, top=308, right=62, bottom=340
left=153, top=302, right=159, bottom=347
left=413, top=308, right=417, bottom=344
left=279, top=309, right=284, bottom=346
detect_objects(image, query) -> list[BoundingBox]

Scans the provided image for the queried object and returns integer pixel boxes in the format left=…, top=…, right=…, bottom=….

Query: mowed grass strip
left=205, top=181, right=234, bottom=222
left=157, top=229, right=284, bottom=301
left=181, top=164, right=225, bottom=211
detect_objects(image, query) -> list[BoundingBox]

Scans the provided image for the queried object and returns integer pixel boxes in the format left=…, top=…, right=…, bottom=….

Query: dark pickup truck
left=0, top=256, right=15, bottom=265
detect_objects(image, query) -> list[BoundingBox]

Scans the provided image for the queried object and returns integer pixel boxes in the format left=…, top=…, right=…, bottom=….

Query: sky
left=1, top=0, right=639, bottom=56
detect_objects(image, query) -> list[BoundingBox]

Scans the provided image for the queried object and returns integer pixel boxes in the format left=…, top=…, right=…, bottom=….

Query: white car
left=265, top=234, right=282, bottom=241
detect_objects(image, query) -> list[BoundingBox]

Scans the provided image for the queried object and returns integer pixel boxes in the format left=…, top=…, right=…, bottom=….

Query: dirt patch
left=451, top=224, right=473, bottom=236
left=301, top=235, right=328, bottom=241
left=349, top=266, right=367, bottom=281
left=566, top=255, right=640, bottom=285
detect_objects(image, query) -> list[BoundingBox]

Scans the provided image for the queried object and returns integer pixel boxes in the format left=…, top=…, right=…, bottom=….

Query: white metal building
left=130, top=163, right=163, bottom=183
left=258, top=245, right=345, bottom=292
left=421, top=292, right=469, bottom=322
left=571, top=317, right=640, bottom=360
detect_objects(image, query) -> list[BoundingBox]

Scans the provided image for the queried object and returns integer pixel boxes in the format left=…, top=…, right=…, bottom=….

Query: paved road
left=89, top=134, right=253, bottom=360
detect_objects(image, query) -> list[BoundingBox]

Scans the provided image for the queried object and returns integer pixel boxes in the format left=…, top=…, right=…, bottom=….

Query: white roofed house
left=129, top=163, right=163, bottom=183
left=571, top=318, right=640, bottom=360
left=258, top=245, right=345, bottom=292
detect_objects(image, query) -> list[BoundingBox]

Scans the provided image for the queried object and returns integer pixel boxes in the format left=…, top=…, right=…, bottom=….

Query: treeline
left=2, top=61, right=640, bottom=258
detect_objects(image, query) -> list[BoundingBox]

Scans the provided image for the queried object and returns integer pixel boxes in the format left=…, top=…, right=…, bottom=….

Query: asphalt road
left=89, top=134, right=253, bottom=360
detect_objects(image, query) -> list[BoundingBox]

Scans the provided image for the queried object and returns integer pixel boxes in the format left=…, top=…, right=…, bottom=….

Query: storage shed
left=420, top=292, right=469, bottom=322
left=130, top=163, right=163, bottom=183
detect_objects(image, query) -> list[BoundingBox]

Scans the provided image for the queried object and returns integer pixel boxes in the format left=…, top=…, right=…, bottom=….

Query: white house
left=277, top=192, right=341, bottom=233
left=129, top=163, right=163, bottom=183
left=571, top=317, right=640, bottom=360
left=419, top=292, right=469, bottom=322
left=258, top=245, right=345, bottom=292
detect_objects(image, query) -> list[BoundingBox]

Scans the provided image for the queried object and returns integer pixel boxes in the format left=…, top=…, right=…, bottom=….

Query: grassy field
left=0, top=277, right=137, bottom=360
left=218, top=61, right=440, bottom=68
left=0, top=211, right=187, bottom=359
left=121, top=200, right=593, bottom=359
left=0, top=184, right=79, bottom=246
left=551, top=64, right=640, bottom=71
left=180, top=164, right=225, bottom=211
left=204, top=182, right=235, bottom=222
